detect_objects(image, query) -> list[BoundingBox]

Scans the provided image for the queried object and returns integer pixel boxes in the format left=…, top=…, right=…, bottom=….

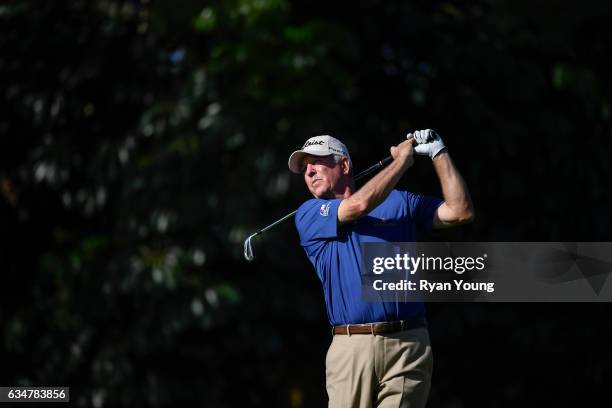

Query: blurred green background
left=1, top=0, right=611, bottom=406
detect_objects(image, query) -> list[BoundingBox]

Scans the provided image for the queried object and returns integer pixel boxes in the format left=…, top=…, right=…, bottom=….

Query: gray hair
left=333, top=154, right=353, bottom=175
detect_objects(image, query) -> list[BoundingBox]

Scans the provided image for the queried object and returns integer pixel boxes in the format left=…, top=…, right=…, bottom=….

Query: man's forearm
left=432, top=151, right=474, bottom=223
left=339, top=156, right=411, bottom=222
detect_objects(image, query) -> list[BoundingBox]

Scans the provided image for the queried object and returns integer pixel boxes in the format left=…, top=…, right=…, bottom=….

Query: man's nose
left=306, top=163, right=316, bottom=176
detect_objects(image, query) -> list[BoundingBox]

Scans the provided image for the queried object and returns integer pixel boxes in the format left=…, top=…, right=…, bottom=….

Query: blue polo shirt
left=295, top=189, right=443, bottom=325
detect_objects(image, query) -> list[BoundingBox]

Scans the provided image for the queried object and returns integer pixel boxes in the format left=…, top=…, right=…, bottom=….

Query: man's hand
left=408, top=129, right=446, bottom=159
left=390, top=137, right=416, bottom=168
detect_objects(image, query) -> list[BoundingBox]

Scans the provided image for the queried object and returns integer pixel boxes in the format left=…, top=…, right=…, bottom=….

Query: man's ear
left=342, top=157, right=350, bottom=175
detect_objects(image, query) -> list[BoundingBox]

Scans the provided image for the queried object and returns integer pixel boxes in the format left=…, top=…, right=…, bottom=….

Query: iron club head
left=243, top=232, right=258, bottom=261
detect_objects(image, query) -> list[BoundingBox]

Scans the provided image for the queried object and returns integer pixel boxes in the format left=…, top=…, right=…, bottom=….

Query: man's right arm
left=338, top=138, right=416, bottom=224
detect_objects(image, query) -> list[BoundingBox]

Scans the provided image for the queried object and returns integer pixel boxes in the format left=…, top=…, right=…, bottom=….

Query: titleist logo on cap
left=303, top=140, right=325, bottom=148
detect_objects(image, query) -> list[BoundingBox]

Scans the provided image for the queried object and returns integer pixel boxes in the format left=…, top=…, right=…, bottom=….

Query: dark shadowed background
left=1, top=0, right=611, bottom=406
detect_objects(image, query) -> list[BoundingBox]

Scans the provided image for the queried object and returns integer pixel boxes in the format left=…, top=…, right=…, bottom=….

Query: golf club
left=243, top=155, right=393, bottom=261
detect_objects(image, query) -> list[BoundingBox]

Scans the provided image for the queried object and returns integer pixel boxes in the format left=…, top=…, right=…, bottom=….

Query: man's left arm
left=410, top=129, right=474, bottom=229
left=431, top=151, right=474, bottom=229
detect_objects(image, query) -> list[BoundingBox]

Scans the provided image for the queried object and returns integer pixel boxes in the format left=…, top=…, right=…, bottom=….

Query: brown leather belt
left=333, top=316, right=427, bottom=335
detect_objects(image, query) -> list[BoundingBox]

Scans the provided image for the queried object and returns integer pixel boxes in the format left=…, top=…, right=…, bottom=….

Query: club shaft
left=354, top=156, right=392, bottom=181
left=257, top=210, right=298, bottom=235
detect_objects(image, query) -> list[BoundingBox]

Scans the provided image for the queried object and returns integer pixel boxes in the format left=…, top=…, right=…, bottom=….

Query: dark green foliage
left=1, top=0, right=611, bottom=406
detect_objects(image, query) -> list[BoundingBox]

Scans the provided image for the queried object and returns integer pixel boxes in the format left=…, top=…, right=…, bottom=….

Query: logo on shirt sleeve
left=319, top=202, right=331, bottom=217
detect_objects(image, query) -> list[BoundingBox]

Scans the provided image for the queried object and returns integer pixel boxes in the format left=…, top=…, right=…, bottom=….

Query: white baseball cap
left=288, top=135, right=351, bottom=174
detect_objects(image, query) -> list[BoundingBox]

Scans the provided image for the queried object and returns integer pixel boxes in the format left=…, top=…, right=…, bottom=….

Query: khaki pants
left=325, top=328, right=433, bottom=408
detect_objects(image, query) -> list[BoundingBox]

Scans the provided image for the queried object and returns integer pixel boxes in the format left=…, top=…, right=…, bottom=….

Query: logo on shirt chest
left=320, top=202, right=331, bottom=217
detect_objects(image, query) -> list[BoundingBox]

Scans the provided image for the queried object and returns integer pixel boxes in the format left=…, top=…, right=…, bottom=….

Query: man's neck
left=334, top=181, right=355, bottom=199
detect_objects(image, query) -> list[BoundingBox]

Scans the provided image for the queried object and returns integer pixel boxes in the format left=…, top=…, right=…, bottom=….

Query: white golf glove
left=408, top=129, right=446, bottom=159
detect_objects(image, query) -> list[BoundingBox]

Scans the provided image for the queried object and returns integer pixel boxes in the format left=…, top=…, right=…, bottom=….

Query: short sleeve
left=295, top=198, right=341, bottom=246
left=406, top=192, right=444, bottom=232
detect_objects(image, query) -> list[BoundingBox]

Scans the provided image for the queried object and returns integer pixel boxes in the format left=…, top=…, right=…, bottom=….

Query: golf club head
left=243, top=233, right=256, bottom=261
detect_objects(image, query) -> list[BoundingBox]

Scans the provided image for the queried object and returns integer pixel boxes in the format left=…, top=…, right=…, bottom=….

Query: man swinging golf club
left=288, top=130, right=474, bottom=408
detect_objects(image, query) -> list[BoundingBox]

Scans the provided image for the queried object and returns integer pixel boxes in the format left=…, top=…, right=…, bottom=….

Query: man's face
left=301, top=154, right=346, bottom=198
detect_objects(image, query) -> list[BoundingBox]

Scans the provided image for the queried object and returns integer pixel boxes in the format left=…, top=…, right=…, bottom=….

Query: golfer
left=288, top=130, right=474, bottom=408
